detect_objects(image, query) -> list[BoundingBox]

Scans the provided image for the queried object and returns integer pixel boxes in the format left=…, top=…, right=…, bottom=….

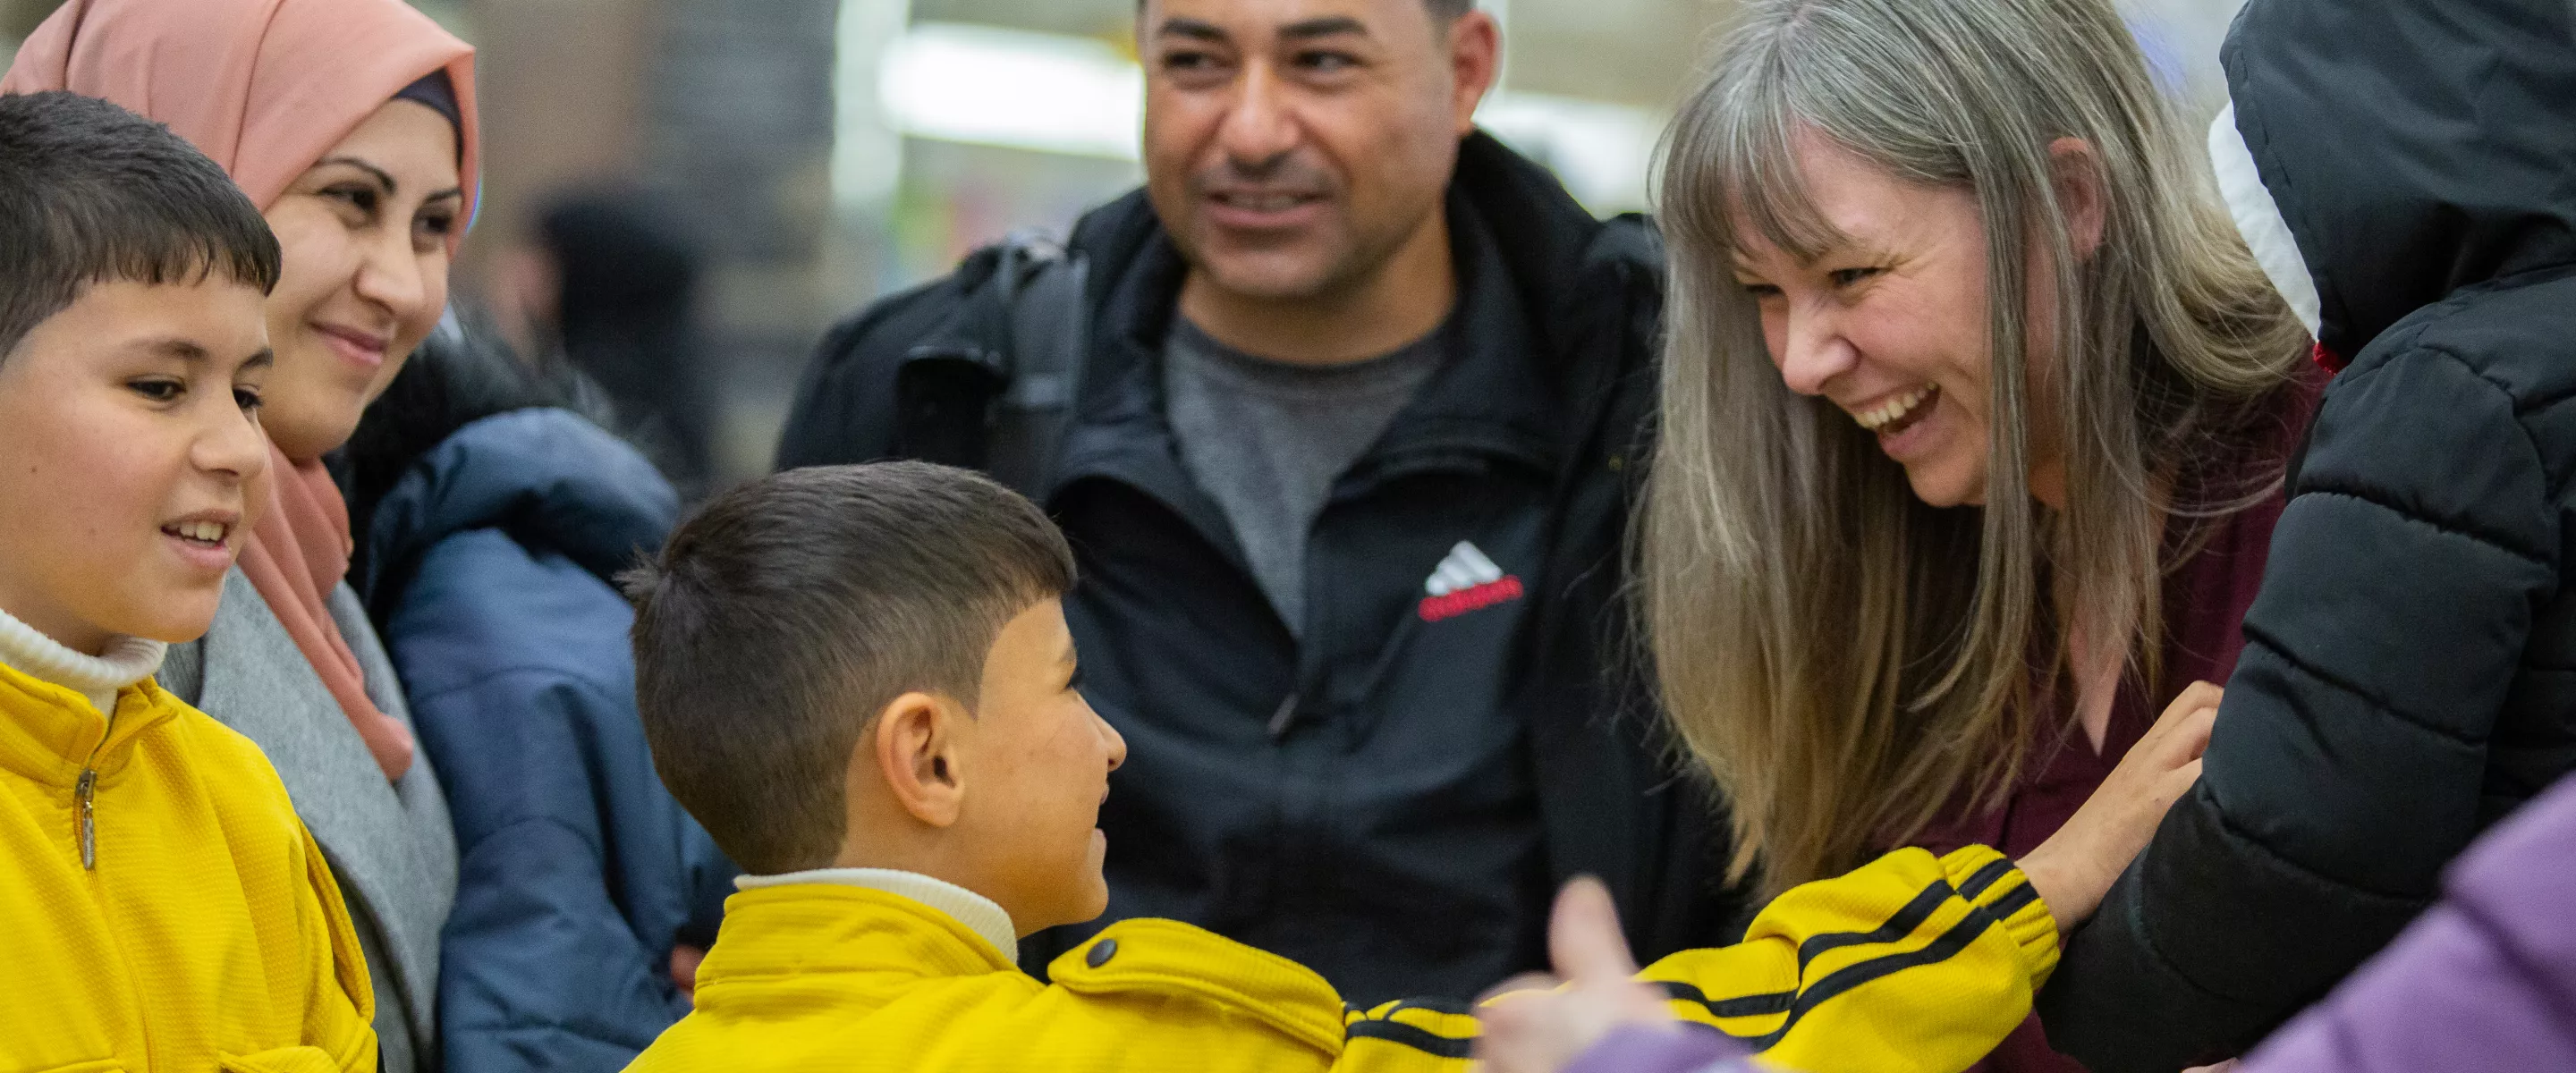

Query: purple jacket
left=2238, top=772, right=2576, bottom=1072
left=1565, top=1024, right=1750, bottom=1073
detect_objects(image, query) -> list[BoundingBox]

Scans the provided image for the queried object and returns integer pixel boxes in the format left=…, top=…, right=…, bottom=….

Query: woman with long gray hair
left=1626, top=0, right=2314, bottom=1068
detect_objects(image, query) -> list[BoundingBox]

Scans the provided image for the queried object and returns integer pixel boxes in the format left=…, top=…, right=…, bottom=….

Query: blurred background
left=2, top=0, right=2250, bottom=489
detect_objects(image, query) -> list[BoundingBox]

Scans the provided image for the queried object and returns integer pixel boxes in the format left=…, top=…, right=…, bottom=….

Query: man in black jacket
left=776, top=0, right=1732, bottom=1004
left=2038, top=0, right=2576, bottom=1068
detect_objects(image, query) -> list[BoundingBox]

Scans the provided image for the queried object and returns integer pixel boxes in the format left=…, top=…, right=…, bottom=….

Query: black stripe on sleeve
left=1380, top=996, right=1475, bottom=1018
left=1986, top=882, right=2038, bottom=920
left=1660, top=858, right=2046, bottom=1051
left=1793, top=879, right=1953, bottom=969
left=1659, top=979, right=1795, bottom=1019
left=1956, top=856, right=2018, bottom=900
left=1735, top=894, right=2021, bottom=1051
left=1345, top=1018, right=1475, bottom=1060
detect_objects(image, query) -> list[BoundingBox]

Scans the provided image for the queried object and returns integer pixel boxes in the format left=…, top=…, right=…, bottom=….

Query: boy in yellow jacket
left=620, top=459, right=2199, bottom=1073
left=0, top=92, right=376, bottom=1071
left=620, top=461, right=1475, bottom=1072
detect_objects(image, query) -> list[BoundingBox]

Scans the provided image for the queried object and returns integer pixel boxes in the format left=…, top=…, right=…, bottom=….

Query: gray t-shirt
left=1163, top=317, right=1445, bottom=635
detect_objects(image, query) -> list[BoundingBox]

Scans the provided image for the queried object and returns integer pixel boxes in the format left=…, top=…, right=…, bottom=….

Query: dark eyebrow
left=1155, top=17, right=1227, bottom=42
left=142, top=338, right=211, bottom=362
left=310, top=156, right=463, bottom=209
left=1280, top=16, right=1367, bottom=41
left=133, top=338, right=275, bottom=370
left=310, top=156, right=399, bottom=196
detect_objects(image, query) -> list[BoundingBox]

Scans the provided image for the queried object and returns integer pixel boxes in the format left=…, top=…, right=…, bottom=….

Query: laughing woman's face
left=257, top=98, right=462, bottom=462
left=1731, top=131, right=2008, bottom=509
left=1733, top=128, right=2106, bottom=511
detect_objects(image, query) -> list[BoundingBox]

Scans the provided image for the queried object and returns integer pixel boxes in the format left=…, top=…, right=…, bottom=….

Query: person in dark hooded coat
left=339, top=313, right=739, bottom=1072
left=2035, top=0, right=2576, bottom=1069
left=530, top=190, right=722, bottom=500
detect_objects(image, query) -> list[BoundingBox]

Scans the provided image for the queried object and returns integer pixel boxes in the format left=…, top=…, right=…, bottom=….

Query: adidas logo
left=1418, top=542, right=1525, bottom=622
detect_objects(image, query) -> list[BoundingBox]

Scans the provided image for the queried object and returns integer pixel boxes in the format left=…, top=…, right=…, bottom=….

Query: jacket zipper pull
left=1267, top=694, right=1299, bottom=742
left=75, top=768, right=97, bottom=870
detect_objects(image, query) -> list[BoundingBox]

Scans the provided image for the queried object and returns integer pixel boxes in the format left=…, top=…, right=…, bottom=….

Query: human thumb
left=1548, top=876, right=1640, bottom=984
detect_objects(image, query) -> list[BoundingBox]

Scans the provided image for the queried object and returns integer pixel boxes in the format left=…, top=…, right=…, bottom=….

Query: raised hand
left=2019, top=680, right=2222, bottom=935
left=1474, top=877, right=1678, bottom=1073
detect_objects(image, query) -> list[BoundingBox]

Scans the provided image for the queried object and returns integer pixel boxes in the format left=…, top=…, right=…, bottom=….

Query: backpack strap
left=890, top=230, right=1089, bottom=498
left=987, top=231, right=1089, bottom=496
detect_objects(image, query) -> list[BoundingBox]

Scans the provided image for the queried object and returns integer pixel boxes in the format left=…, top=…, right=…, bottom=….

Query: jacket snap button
left=1086, top=938, right=1118, bottom=967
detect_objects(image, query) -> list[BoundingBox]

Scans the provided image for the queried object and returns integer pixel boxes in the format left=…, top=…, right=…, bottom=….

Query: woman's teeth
left=166, top=520, right=229, bottom=545
left=1853, top=385, right=1937, bottom=432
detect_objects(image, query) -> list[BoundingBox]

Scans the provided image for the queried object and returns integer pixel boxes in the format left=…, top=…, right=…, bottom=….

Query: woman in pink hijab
left=5, top=4, right=474, bottom=1070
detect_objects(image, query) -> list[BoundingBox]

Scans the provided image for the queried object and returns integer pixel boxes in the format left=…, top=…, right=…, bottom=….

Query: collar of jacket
left=358, top=407, right=680, bottom=609
left=1050, top=130, right=1646, bottom=501
left=698, top=884, right=1352, bottom=1056
left=733, top=867, right=1018, bottom=959
left=0, top=659, right=183, bottom=790
left=1353, top=199, right=1560, bottom=482
left=702, top=884, right=1017, bottom=993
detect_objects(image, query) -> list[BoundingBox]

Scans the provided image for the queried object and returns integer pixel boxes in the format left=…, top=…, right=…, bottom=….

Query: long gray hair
left=1642, top=0, right=2309, bottom=894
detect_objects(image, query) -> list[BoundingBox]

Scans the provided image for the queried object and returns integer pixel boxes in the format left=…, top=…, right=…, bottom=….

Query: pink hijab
left=5, top=0, right=479, bottom=782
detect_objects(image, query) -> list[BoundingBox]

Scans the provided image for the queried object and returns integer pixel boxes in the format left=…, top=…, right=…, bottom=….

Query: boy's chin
left=1059, top=865, right=1113, bottom=929
left=1059, top=867, right=1111, bottom=928
left=107, top=595, right=220, bottom=646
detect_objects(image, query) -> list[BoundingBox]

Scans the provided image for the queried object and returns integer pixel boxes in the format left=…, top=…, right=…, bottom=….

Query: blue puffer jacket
left=360, top=407, right=737, bottom=1072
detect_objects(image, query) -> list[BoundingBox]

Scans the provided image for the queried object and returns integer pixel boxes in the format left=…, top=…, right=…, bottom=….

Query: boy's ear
left=871, top=691, right=969, bottom=828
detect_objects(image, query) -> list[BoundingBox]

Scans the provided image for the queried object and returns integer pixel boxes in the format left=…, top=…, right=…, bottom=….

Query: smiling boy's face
left=953, top=597, right=1129, bottom=934
left=0, top=277, right=272, bottom=655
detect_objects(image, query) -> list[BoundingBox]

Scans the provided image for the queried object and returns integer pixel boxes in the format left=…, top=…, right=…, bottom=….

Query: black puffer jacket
left=2038, top=1, right=2576, bottom=1069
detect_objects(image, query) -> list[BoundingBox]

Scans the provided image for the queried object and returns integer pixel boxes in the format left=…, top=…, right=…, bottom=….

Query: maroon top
left=1905, top=373, right=2323, bottom=1073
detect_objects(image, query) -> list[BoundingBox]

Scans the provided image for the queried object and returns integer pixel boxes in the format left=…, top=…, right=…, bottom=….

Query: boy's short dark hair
left=0, top=91, right=282, bottom=364
left=624, top=462, right=1077, bottom=874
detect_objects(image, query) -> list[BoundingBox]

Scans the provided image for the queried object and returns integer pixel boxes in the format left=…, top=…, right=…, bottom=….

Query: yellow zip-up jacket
left=0, top=660, right=377, bottom=1073
left=625, top=883, right=1477, bottom=1073
left=631, top=846, right=2051, bottom=1073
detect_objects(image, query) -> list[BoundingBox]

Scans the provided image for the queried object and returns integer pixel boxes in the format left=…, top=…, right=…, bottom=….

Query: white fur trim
left=2209, top=102, right=2323, bottom=340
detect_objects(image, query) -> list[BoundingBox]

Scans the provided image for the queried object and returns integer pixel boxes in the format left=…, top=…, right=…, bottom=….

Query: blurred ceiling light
left=878, top=21, right=1143, bottom=161
left=834, top=0, right=913, bottom=210
left=1477, top=92, right=1660, bottom=214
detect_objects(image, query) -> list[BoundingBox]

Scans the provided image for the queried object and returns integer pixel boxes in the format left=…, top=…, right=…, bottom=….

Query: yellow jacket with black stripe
left=629, top=847, right=2049, bottom=1073
left=623, top=882, right=1476, bottom=1072
left=1638, top=844, right=2061, bottom=1073
left=0, top=660, right=377, bottom=1073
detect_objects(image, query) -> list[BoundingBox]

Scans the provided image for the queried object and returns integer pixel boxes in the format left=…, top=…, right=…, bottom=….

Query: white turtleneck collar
left=737, top=867, right=1021, bottom=959
left=0, top=604, right=166, bottom=716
